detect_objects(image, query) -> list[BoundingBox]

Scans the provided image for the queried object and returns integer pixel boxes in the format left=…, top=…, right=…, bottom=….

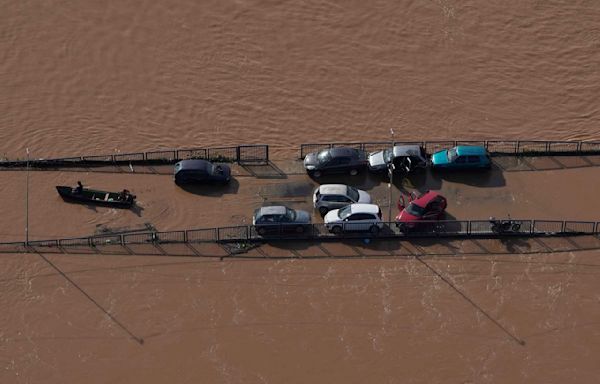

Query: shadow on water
left=177, top=178, right=240, bottom=196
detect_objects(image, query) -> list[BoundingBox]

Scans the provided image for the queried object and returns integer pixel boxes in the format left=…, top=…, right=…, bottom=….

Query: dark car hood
left=303, top=153, right=319, bottom=168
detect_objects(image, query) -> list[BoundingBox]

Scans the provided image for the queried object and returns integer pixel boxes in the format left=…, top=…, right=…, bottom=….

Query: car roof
left=455, top=146, right=488, bottom=156
left=176, top=159, right=212, bottom=171
left=318, top=184, right=349, bottom=195
left=413, top=191, right=444, bottom=205
left=348, top=203, right=380, bottom=214
left=257, top=206, right=287, bottom=216
left=328, top=147, right=360, bottom=157
left=392, top=145, right=424, bottom=157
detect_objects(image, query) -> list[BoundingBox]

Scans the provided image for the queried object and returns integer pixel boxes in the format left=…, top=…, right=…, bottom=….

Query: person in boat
left=119, top=189, right=131, bottom=201
left=74, top=181, right=83, bottom=194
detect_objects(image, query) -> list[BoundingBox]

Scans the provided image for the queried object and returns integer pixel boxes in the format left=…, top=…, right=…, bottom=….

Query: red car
left=395, top=191, right=447, bottom=232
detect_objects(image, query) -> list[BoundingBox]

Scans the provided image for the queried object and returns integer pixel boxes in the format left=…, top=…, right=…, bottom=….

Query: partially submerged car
left=303, top=147, right=368, bottom=178
left=174, top=159, right=231, bottom=185
left=324, top=203, right=383, bottom=235
left=252, top=205, right=311, bottom=236
left=368, top=145, right=427, bottom=174
left=395, top=191, right=447, bottom=232
left=431, top=146, right=491, bottom=170
left=313, top=184, right=372, bottom=216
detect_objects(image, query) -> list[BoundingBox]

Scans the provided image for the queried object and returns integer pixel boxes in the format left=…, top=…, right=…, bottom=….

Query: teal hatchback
left=431, top=146, right=491, bottom=169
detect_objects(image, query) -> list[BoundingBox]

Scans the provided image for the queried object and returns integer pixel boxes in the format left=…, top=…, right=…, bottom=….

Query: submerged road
left=0, top=158, right=599, bottom=243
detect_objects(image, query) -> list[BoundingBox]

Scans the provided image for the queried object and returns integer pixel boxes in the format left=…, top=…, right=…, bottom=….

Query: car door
left=467, top=155, right=481, bottom=168
left=333, top=157, right=351, bottom=173
left=347, top=213, right=372, bottom=231
left=453, top=156, right=467, bottom=169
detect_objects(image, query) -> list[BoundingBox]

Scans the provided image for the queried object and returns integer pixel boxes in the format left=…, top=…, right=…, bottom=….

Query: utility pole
left=388, top=129, right=395, bottom=222
left=25, top=148, right=30, bottom=246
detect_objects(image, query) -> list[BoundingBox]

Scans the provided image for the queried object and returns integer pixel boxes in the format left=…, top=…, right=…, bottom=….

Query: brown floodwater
left=1, top=1, right=600, bottom=382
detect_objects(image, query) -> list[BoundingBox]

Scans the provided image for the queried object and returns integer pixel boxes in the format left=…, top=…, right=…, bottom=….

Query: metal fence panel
left=114, top=152, right=145, bottom=162
left=564, top=221, right=595, bottom=234
left=456, top=140, right=486, bottom=149
left=177, top=148, right=208, bottom=160
left=0, top=242, right=26, bottom=253
left=331, top=143, right=364, bottom=151
left=239, top=145, right=269, bottom=164
left=579, top=141, right=600, bottom=153
left=486, top=141, right=519, bottom=154
left=59, top=237, right=91, bottom=247
left=532, top=220, right=564, bottom=234
left=517, top=141, right=549, bottom=154
left=122, top=232, right=155, bottom=244
left=145, top=150, right=176, bottom=162
left=423, top=141, right=456, bottom=155
left=363, top=142, right=392, bottom=154
left=217, top=226, right=248, bottom=241
left=90, top=235, right=122, bottom=246
left=154, top=231, right=186, bottom=243
left=27, top=240, right=59, bottom=247
left=186, top=228, right=217, bottom=243
left=82, top=155, right=114, bottom=162
left=548, top=141, right=579, bottom=153
left=207, top=147, right=238, bottom=162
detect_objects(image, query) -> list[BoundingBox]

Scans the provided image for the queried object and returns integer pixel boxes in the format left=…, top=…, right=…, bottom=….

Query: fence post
left=183, top=230, right=188, bottom=243
left=531, top=220, right=535, bottom=234
left=516, top=141, right=520, bottom=154
left=467, top=220, right=471, bottom=235
left=246, top=225, right=250, bottom=240
left=561, top=221, right=565, bottom=233
left=265, top=145, right=269, bottom=162
left=236, top=146, right=241, bottom=163
left=546, top=142, right=550, bottom=152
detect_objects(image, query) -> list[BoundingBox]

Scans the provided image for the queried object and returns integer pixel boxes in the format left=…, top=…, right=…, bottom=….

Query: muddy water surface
left=2, top=1, right=600, bottom=383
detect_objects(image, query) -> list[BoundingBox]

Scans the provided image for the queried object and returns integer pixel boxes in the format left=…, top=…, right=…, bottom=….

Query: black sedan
left=174, top=159, right=231, bottom=185
left=303, top=147, right=368, bottom=178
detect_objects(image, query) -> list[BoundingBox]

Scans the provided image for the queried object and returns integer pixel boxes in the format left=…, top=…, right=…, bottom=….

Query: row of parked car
left=172, top=144, right=485, bottom=237
left=251, top=184, right=448, bottom=236
left=303, top=144, right=492, bottom=177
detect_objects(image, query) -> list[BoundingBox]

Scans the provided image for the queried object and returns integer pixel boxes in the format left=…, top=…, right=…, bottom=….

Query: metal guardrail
left=299, top=140, right=600, bottom=159
left=0, top=145, right=269, bottom=168
left=3, top=219, right=598, bottom=253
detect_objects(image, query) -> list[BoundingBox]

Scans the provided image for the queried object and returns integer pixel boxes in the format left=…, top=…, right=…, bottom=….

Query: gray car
left=252, top=205, right=312, bottom=236
left=368, top=145, right=427, bottom=174
left=312, top=184, right=372, bottom=216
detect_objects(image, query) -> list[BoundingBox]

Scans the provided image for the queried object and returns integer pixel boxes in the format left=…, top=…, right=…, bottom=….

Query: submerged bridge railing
left=299, top=140, right=600, bottom=159
left=0, top=144, right=269, bottom=168
left=1, top=219, right=598, bottom=253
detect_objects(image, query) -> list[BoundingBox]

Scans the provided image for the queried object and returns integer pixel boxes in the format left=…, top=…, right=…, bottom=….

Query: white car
left=324, top=203, right=383, bottom=235
left=312, top=184, right=372, bottom=216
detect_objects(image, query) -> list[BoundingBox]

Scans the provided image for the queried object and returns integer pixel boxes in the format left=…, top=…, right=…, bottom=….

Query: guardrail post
left=236, top=146, right=241, bottom=163
left=561, top=221, right=565, bottom=233
left=183, top=230, right=188, bottom=243
left=119, top=235, right=124, bottom=245
left=546, top=142, right=550, bottom=152
left=531, top=220, right=535, bottom=234
left=577, top=141, right=581, bottom=153
left=246, top=225, right=250, bottom=240
left=467, top=220, right=471, bottom=235
left=516, top=141, right=520, bottom=154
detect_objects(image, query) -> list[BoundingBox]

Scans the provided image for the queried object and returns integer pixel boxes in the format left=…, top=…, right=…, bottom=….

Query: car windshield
left=383, top=148, right=393, bottom=163
left=405, top=202, right=425, bottom=217
left=338, top=205, right=353, bottom=220
left=317, top=150, right=332, bottom=163
left=346, top=186, right=359, bottom=202
left=285, top=208, right=297, bottom=221
left=447, top=148, right=458, bottom=162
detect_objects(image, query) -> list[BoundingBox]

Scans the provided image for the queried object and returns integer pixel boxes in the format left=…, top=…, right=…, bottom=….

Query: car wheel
left=257, top=227, right=267, bottom=236
left=318, top=207, right=329, bottom=217
left=313, top=170, right=322, bottom=178
left=349, top=169, right=358, bottom=176
left=511, top=223, right=521, bottom=232
left=331, top=226, right=343, bottom=235
left=295, top=225, right=305, bottom=234
left=369, top=225, right=380, bottom=235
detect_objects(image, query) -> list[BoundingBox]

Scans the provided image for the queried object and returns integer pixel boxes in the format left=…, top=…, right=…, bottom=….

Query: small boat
left=56, top=186, right=136, bottom=208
